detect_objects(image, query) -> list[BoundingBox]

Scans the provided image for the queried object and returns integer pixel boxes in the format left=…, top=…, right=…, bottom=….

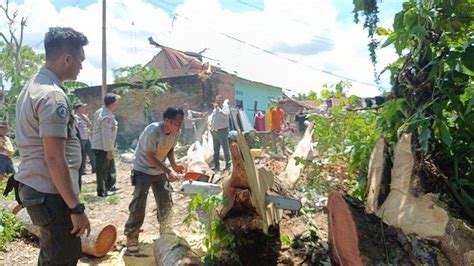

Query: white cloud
left=6, top=0, right=397, bottom=97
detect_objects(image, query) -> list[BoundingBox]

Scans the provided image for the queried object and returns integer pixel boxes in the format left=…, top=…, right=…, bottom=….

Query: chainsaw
left=164, top=172, right=222, bottom=197
left=164, top=172, right=302, bottom=211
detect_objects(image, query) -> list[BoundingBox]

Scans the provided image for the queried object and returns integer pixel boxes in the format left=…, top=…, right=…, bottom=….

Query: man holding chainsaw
left=124, top=107, right=185, bottom=253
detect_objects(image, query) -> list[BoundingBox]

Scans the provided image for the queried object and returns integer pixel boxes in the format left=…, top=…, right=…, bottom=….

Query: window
left=236, top=90, right=244, bottom=96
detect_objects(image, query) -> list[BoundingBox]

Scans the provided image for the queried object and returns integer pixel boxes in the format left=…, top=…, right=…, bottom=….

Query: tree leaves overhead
left=356, top=0, right=474, bottom=218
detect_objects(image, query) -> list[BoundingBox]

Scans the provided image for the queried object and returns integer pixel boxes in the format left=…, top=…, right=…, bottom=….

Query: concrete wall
left=234, top=77, right=283, bottom=120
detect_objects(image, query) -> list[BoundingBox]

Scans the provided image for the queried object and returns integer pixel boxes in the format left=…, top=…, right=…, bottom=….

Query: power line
left=148, top=0, right=382, bottom=89
left=236, top=0, right=334, bottom=46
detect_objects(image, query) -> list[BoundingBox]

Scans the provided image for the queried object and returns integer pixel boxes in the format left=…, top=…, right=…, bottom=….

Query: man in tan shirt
left=15, top=27, right=90, bottom=265
left=91, top=93, right=120, bottom=197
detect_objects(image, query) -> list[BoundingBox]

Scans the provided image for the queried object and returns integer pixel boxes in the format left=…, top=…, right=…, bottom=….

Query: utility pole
left=101, top=0, right=107, bottom=99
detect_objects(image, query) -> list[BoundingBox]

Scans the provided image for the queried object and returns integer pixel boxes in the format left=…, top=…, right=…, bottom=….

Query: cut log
left=278, top=122, right=314, bottom=188
left=365, top=137, right=389, bottom=213
left=16, top=210, right=117, bottom=257
left=327, top=191, right=363, bottom=266
left=154, top=234, right=201, bottom=266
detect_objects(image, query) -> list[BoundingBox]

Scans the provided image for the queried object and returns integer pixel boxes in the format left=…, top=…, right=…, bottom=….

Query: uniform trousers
left=93, top=149, right=116, bottom=195
left=19, top=184, right=81, bottom=266
left=124, top=171, right=173, bottom=235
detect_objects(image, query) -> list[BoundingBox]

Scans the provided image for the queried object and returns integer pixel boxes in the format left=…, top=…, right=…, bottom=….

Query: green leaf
left=438, top=120, right=453, bottom=147
left=461, top=46, right=474, bottom=71
left=418, top=124, right=431, bottom=153
left=403, top=8, right=418, bottom=29
left=376, top=27, right=390, bottom=36
left=353, top=0, right=365, bottom=11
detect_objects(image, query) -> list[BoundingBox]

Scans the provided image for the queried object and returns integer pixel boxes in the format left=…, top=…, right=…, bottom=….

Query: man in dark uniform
left=15, top=27, right=90, bottom=265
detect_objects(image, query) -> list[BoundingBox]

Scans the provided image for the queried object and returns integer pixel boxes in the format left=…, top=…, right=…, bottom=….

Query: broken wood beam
left=278, top=122, right=314, bottom=188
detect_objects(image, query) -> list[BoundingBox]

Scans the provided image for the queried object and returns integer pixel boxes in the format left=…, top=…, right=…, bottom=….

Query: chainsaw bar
left=265, top=195, right=302, bottom=211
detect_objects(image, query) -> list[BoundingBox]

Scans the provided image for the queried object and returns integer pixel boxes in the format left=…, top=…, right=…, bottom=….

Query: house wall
left=74, top=75, right=220, bottom=150
left=234, top=77, right=283, bottom=120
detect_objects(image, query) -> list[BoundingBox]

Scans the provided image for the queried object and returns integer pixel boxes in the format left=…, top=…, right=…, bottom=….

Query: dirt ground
left=0, top=156, right=330, bottom=265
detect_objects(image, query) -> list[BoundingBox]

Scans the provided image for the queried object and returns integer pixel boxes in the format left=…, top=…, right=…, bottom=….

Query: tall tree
left=0, top=0, right=43, bottom=121
left=354, top=0, right=474, bottom=220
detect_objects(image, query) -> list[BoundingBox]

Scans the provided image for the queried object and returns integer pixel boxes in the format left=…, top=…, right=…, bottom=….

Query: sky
left=4, top=0, right=403, bottom=97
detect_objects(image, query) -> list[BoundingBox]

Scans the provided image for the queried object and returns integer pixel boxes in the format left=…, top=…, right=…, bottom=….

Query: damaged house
left=74, top=42, right=284, bottom=147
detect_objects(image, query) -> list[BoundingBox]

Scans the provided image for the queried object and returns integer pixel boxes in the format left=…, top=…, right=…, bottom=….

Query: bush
left=0, top=208, right=24, bottom=251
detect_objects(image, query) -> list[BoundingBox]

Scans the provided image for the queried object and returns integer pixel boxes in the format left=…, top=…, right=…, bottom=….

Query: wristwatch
left=70, top=203, right=85, bottom=214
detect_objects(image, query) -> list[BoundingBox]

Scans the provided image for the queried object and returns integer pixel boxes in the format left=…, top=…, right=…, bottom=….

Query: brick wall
left=74, top=74, right=235, bottom=150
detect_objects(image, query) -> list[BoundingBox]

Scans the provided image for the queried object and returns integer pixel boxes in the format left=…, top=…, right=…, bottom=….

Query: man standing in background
left=91, top=93, right=121, bottom=197
left=74, top=101, right=95, bottom=175
left=210, top=95, right=231, bottom=172
left=182, top=103, right=204, bottom=145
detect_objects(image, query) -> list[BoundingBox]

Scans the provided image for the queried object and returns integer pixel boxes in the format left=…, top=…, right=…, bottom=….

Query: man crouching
left=124, top=107, right=185, bottom=253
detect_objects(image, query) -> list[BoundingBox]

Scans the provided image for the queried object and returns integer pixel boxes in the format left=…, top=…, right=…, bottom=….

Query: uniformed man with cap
left=91, top=93, right=121, bottom=197
left=15, top=27, right=90, bottom=265
left=74, top=101, right=95, bottom=175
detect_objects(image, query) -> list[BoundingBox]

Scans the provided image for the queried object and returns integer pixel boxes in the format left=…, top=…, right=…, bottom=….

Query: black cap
left=0, top=121, right=8, bottom=128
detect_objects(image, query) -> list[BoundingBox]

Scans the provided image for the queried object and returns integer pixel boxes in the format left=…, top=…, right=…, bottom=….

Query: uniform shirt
left=74, top=113, right=90, bottom=140
left=133, top=122, right=179, bottom=175
left=15, top=67, right=82, bottom=194
left=0, top=136, right=14, bottom=157
left=91, top=107, right=117, bottom=151
left=210, top=105, right=230, bottom=130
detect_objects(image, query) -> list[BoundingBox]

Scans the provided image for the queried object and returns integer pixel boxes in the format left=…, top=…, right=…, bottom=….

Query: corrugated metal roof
left=159, top=46, right=220, bottom=75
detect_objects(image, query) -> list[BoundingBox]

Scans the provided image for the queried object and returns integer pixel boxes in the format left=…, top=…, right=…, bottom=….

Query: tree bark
left=366, top=134, right=474, bottom=265
left=154, top=234, right=201, bottom=266
left=365, top=137, right=390, bottom=213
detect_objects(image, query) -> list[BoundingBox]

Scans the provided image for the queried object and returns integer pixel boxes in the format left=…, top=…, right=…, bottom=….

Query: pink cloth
left=255, top=112, right=266, bottom=131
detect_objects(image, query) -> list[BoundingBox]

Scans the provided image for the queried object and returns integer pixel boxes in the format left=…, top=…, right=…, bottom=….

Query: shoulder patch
left=56, top=104, right=68, bottom=118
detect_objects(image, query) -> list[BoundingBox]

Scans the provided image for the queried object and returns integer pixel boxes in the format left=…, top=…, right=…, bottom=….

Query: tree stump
left=366, top=133, right=474, bottom=265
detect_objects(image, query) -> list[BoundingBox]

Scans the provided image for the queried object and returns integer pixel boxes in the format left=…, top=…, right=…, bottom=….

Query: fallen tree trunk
left=154, top=234, right=201, bottom=266
left=16, top=210, right=117, bottom=257
left=221, top=133, right=292, bottom=234
left=278, top=122, right=314, bottom=188
left=366, top=134, right=474, bottom=265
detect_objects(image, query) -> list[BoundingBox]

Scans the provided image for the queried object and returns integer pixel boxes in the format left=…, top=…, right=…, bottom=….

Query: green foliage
left=352, top=0, right=381, bottom=82
left=0, top=42, right=44, bottom=124
left=113, top=64, right=168, bottom=115
left=305, top=82, right=381, bottom=199
left=184, top=194, right=240, bottom=264
left=0, top=208, right=24, bottom=251
left=357, top=0, right=474, bottom=212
